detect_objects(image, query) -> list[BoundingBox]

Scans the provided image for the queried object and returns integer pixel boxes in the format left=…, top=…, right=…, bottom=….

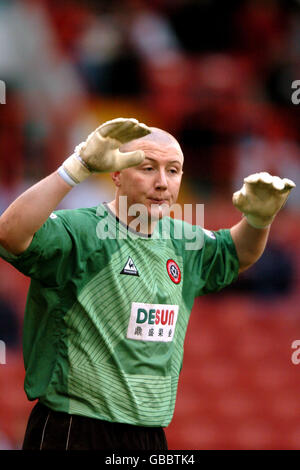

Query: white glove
left=233, top=172, right=296, bottom=228
left=58, top=118, right=151, bottom=185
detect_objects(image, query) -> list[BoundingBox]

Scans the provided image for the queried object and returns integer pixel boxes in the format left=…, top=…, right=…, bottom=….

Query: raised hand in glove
left=59, top=118, right=151, bottom=186
left=233, top=172, right=296, bottom=228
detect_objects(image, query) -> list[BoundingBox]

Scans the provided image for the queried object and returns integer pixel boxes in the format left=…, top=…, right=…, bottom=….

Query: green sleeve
left=0, top=212, right=74, bottom=287
left=184, top=228, right=240, bottom=297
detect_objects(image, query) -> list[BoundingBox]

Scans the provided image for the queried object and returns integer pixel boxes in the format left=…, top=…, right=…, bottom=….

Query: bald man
left=0, top=118, right=294, bottom=451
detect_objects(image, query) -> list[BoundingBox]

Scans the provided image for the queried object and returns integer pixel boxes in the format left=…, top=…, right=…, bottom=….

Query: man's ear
left=111, top=171, right=121, bottom=187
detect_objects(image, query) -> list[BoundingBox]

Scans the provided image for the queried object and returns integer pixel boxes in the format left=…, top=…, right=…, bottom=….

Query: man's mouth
left=148, top=199, right=169, bottom=205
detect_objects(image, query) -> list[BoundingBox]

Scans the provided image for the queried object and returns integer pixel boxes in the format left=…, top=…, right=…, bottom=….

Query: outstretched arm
left=230, top=218, right=270, bottom=273
left=0, top=172, right=73, bottom=255
left=0, top=118, right=150, bottom=255
left=230, top=172, right=295, bottom=273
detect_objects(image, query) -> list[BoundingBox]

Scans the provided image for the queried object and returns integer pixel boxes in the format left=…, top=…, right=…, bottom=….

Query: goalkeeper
left=0, top=118, right=295, bottom=450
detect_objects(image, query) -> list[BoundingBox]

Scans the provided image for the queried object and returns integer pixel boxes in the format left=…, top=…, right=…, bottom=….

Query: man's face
left=113, top=140, right=184, bottom=223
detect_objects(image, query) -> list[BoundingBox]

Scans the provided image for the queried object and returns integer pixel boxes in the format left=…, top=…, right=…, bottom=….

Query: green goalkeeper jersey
left=0, top=204, right=239, bottom=427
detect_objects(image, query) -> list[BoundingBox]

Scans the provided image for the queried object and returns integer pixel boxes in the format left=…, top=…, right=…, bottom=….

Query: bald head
left=120, top=127, right=183, bottom=162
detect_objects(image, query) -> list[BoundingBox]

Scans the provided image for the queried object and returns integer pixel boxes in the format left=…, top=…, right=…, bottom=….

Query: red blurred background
left=0, top=0, right=300, bottom=449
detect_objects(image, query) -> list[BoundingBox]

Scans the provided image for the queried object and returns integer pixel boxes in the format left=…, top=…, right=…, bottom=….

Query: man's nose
left=155, top=170, right=168, bottom=189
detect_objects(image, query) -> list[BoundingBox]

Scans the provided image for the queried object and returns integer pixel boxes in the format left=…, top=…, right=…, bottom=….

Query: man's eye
left=143, top=167, right=153, bottom=171
left=169, top=169, right=178, bottom=174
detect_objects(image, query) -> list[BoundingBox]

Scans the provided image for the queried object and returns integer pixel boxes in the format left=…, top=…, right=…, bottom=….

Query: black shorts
left=22, top=401, right=168, bottom=451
